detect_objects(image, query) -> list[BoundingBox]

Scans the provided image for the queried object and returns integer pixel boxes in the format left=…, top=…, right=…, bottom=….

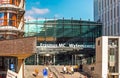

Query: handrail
left=0, top=19, right=17, bottom=27
left=53, top=66, right=65, bottom=78
left=49, top=66, right=65, bottom=78
left=0, top=1, right=10, bottom=3
left=49, top=66, right=58, bottom=78
left=0, top=18, right=24, bottom=28
left=0, top=1, right=19, bottom=6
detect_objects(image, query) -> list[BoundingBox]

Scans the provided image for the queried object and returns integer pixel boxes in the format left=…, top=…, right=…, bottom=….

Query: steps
left=24, top=65, right=92, bottom=78
left=24, top=65, right=46, bottom=78
left=52, top=65, right=86, bottom=78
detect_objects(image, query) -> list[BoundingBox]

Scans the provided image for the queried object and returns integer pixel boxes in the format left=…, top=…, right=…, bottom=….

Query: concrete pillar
left=53, top=55, right=55, bottom=65
left=36, top=53, right=39, bottom=65
left=34, top=54, right=36, bottom=65
left=91, top=57, right=94, bottom=64
left=75, top=55, right=76, bottom=65
left=43, top=55, right=45, bottom=64
left=118, top=38, right=120, bottom=78
left=17, top=58, right=24, bottom=78
left=72, top=55, right=73, bottom=65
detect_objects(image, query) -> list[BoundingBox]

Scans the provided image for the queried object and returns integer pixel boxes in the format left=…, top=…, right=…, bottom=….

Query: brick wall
left=0, top=37, right=36, bottom=57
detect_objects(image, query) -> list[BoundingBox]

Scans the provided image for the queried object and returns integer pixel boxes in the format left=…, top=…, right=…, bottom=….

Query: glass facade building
left=94, top=0, right=120, bottom=36
left=24, top=19, right=102, bottom=65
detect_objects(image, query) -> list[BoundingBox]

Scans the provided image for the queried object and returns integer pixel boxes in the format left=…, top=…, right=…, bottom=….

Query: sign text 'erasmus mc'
left=39, top=43, right=95, bottom=48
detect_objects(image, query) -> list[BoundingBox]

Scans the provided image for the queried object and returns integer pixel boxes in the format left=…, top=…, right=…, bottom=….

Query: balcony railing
left=0, top=19, right=18, bottom=27
left=0, top=0, right=22, bottom=7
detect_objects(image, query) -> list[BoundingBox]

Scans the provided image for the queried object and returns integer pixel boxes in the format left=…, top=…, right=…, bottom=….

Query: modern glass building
left=94, top=0, right=120, bottom=36
left=24, top=18, right=102, bottom=65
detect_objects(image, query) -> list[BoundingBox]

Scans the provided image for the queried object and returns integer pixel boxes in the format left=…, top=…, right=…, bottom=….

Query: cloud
left=25, top=15, right=35, bottom=20
left=26, top=7, right=49, bottom=15
left=54, top=14, right=60, bottom=18
left=25, top=7, right=50, bottom=19
left=25, top=15, right=45, bottom=20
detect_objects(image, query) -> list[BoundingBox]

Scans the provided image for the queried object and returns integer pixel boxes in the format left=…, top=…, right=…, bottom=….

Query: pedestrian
left=32, top=68, right=39, bottom=77
left=70, top=65, right=74, bottom=74
left=79, top=64, right=83, bottom=72
left=43, top=68, right=48, bottom=78
left=63, top=65, right=67, bottom=74
left=45, top=65, right=49, bottom=70
left=49, top=72, right=53, bottom=78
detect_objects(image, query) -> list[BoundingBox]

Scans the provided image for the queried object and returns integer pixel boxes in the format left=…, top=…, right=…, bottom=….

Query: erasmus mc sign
left=39, top=43, right=95, bottom=48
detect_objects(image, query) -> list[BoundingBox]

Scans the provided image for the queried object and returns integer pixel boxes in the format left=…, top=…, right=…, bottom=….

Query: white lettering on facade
left=39, top=43, right=95, bottom=48
left=58, top=44, right=65, bottom=47
left=69, top=44, right=84, bottom=48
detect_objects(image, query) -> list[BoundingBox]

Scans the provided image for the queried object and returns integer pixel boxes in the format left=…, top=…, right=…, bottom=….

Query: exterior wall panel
left=96, top=36, right=120, bottom=78
left=102, top=37, right=108, bottom=78
left=94, top=0, right=120, bottom=36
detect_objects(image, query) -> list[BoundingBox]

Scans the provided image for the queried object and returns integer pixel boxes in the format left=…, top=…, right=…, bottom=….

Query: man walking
left=43, top=68, right=48, bottom=78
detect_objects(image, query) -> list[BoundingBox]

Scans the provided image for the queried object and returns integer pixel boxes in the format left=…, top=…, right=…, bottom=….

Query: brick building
left=0, top=0, right=36, bottom=78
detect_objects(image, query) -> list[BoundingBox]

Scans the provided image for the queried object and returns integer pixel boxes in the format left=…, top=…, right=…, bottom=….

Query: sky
left=25, top=0, right=93, bottom=20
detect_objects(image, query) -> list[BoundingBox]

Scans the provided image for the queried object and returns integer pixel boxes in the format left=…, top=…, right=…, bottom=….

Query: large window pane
left=0, top=13, right=4, bottom=26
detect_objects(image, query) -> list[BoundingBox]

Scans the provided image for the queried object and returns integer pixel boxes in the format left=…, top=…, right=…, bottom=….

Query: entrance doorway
left=39, top=54, right=54, bottom=65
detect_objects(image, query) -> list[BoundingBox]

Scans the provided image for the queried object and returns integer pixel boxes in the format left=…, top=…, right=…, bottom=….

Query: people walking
left=63, top=65, right=67, bottom=74
left=43, top=68, right=48, bottom=78
left=70, top=65, right=74, bottom=74
left=32, top=68, right=39, bottom=77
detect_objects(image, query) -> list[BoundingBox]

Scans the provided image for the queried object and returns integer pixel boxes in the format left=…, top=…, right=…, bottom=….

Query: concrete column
left=17, top=58, right=24, bottom=78
left=43, top=55, right=44, bottom=64
left=72, top=55, right=73, bottom=65
left=34, top=54, right=36, bottom=65
left=118, top=38, right=120, bottom=78
left=36, top=53, right=39, bottom=65
left=75, top=55, right=76, bottom=65
left=53, top=55, right=55, bottom=65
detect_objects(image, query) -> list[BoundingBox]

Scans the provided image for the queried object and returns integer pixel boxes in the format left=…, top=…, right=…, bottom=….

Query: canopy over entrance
left=34, top=45, right=95, bottom=65
left=36, top=44, right=95, bottom=56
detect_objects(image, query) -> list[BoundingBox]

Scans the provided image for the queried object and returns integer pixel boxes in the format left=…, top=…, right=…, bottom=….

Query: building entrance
left=36, top=54, right=55, bottom=65
left=42, top=54, right=53, bottom=65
